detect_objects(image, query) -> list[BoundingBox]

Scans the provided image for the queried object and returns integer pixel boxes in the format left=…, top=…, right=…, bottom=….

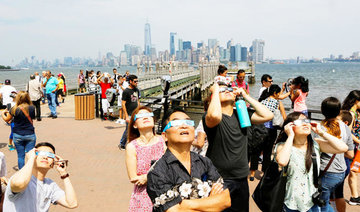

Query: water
left=1, top=63, right=359, bottom=110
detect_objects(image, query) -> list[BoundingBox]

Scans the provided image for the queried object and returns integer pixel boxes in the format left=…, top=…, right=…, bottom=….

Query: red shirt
left=99, top=82, right=112, bottom=99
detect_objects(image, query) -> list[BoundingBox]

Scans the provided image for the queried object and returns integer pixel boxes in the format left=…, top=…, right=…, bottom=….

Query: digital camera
left=312, top=191, right=326, bottom=207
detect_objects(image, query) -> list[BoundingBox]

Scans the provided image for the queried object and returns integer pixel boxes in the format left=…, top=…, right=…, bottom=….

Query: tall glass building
left=170, top=32, right=177, bottom=56
left=144, top=23, right=152, bottom=56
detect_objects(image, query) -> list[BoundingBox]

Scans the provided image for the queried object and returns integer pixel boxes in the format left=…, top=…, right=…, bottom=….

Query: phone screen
left=6, top=103, right=11, bottom=111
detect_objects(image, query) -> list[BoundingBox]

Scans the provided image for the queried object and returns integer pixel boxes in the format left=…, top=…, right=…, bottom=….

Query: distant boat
left=0, top=69, right=20, bottom=71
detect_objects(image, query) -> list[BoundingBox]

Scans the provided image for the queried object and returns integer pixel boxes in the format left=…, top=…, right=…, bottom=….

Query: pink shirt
left=294, top=90, right=308, bottom=112
left=231, top=79, right=249, bottom=93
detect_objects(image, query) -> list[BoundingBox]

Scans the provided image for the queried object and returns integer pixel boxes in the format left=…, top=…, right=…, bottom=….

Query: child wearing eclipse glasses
left=3, top=142, right=78, bottom=211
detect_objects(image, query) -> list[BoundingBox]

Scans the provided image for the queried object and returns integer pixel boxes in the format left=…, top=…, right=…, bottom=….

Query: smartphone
left=6, top=103, right=11, bottom=111
left=310, top=122, right=317, bottom=127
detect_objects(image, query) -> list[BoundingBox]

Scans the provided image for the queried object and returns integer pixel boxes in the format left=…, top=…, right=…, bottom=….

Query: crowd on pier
left=0, top=64, right=359, bottom=212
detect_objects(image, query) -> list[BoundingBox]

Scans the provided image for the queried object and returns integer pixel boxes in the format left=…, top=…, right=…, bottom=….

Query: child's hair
left=339, top=110, right=353, bottom=126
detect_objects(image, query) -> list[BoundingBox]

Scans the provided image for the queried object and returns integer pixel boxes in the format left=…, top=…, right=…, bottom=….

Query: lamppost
left=157, top=75, right=171, bottom=134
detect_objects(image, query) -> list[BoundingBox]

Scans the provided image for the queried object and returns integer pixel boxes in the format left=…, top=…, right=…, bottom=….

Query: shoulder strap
left=312, top=152, right=319, bottom=188
left=19, top=107, right=33, bottom=125
left=320, top=154, right=336, bottom=178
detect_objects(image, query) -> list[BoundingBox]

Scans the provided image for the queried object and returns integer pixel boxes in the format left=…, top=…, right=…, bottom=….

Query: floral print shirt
left=147, top=149, right=222, bottom=212
left=275, top=142, right=320, bottom=212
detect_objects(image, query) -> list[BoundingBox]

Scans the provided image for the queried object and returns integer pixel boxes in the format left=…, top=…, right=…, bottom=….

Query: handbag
left=252, top=159, right=289, bottom=212
left=272, top=109, right=283, bottom=127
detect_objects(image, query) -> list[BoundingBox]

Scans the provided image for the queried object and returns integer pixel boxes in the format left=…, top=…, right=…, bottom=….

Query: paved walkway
left=0, top=95, right=359, bottom=211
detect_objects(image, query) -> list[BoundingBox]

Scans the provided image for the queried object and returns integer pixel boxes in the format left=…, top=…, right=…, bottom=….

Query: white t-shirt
left=0, top=85, right=16, bottom=105
left=3, top=176, right=65, bottom=212
left=258, top=87, right=267, bottom=98
left=117, top=81, right=129, bottom=106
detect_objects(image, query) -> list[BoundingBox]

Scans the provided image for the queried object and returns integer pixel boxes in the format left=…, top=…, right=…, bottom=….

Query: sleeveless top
left=294, top=90, right=308, bottom=112
left=132, top=137, right=165, bottom=175
left=351, top=109, right=360, bottom=139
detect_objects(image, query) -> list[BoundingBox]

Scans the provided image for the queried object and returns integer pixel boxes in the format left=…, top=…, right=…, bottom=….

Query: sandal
left=8, top=144, right=15, bottom=151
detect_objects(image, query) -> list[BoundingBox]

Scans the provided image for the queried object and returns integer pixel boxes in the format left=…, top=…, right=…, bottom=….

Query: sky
left=0, top=0, right=359, bottom=65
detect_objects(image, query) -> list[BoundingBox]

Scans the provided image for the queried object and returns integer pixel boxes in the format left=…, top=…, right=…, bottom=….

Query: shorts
left=79, top=83, right=86, bottom=89
left=57, top=89, right=64, bottom=96
left=101, top=98, right=110, bottom=114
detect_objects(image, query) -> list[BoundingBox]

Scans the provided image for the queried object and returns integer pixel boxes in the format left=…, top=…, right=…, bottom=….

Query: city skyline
left=1, top=0, right=360, bottom=65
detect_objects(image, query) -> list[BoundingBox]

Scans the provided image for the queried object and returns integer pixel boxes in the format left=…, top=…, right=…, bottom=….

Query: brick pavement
left=0, top=95, right=359, bottom=211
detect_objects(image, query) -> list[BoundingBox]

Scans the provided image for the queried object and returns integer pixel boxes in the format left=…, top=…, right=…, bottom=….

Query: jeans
left=55, top=90, right=59, bottom=106
left=13, top=133, right=36, bottom=169
left=32, top=99, right=41, bottom=119
left=283, top=204, right=320, bottom=212
left=42, top=88, right=46, bottom=103
left=120, top=122, right=128, bottom=147
left=320, top=172, right=345, bottom=212
left=223, top=178, right=249, bottom=212
left=46, top=92, right=57, bottom=116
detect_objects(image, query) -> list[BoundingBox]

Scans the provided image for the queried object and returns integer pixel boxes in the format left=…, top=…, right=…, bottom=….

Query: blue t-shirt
left=45, top=77, right=58, bottom=94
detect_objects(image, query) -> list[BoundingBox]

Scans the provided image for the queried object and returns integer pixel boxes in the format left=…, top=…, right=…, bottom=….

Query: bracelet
left=60, top=173, right=69, bottom=179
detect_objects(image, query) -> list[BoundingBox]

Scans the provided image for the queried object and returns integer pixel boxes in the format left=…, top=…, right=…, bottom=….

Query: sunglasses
left=267, top=80, right=273, bottom=83
left=163, top=120, right=195, bottom=132
left=133, top=80, right=138, bottom=83
left=36, top=151, right=55, bottom=159
left=293, top=119, right=311, bottom=126
left=134, top=112, right=154, bottom=121
left=219, top=87, right=234, bottom=93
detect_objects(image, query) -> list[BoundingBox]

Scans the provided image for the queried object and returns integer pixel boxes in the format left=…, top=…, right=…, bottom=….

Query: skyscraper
left=230, top=46, right=236, bottom=62
left=241, top=47, right=248, bottom=62
left=235, top=44, right=242, bottom=62
left=183, top=41, right=192, bottom=50
left=178, top=39, right=183, bottom=51
left=252, top=39, right=265, bottom=63
left=170, top=32, right=177, bottom=56
left=144, top=22, right=152, bottom=56
left=208, top=39, right=217, bottom=49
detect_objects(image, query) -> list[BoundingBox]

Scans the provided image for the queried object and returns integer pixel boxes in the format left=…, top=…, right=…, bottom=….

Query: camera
left=312, top=191, right=326, bottom=207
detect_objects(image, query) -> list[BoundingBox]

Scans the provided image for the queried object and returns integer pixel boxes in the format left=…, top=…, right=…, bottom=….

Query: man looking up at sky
left=119, top=75, right=140, bottom=150
left=3, top=142, right=78, bottom=211
left=147, top=108, right=231, bottom=212
left=43, top=71, right=59, bottom=119
left=203, top=82, right=273, bottom=212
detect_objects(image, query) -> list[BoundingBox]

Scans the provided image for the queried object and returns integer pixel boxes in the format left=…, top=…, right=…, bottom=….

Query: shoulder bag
left=252, top=159, right=289, bottom=212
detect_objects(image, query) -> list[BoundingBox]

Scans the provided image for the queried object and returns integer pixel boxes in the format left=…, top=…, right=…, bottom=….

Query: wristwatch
left=61, top=173, right=69, bottom=179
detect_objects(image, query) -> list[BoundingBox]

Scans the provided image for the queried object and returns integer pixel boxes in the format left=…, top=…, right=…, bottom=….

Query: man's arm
left=205, top=84, right=222, bottom=128
left=236, top=88, right=273, bottom=124
left=55, top=155, right=78, bottom=209
left=10, top=149, right=37, bottom=193
left=167, top=189, right=231, bottom=212
left=122, top=100, right=129, bottom=121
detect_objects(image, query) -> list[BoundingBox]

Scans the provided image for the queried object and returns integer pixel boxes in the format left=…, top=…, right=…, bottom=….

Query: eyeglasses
left=134, top=112, right=154, bottom=121
left=162, top=119, right=195, bottom=132
left=267, top=80, right=273, bottom=83
left=219, top=87, right=234, bottom=93
left=293, top=119, right=311, bottom=126
left=133, top=80, right=138, bottom=83
left=36, top=151, right=55, bottom=159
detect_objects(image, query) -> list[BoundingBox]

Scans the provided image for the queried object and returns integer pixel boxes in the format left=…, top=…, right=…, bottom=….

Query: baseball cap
left=5, top=79, right=10, bottom=85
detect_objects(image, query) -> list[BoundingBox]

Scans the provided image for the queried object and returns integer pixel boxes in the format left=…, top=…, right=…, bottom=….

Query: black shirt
left=203, top=109, right=254, bottom=180
left=10, top=106, right=35, bottom=136
left=121, top=87, right=140, bottom=116
left=147, top=149, right=222, bottom=212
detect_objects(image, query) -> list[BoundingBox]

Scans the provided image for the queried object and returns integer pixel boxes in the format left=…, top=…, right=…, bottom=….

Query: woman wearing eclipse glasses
left=3, top=142, right=78, bottom=211
left=126, top=106, right=166, bottom=212
left=275, top=112, right=348, bottom=212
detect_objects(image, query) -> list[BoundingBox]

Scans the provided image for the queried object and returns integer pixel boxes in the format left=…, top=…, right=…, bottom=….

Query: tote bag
left=252, top=160, right=288, bottom=212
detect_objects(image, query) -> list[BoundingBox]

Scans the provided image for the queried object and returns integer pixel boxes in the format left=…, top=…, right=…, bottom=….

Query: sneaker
left=118, top=144, right=125, bottom=151
left=48, top=114, right=53, bottom=118
left=52, top=115, right=57, bottom=119
left=8, top=144, right=15, bottom=151
left=37, top=118, right=42, bottom=121
left=349, top=197, right=360, bottom=205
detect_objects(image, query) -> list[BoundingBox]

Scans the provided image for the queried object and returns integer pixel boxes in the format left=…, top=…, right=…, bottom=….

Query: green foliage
left=0, top=65, right=11, bottom=69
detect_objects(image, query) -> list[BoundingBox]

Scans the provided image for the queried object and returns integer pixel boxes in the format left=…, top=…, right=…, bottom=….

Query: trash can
left=75, top=93, right=95, bottom=120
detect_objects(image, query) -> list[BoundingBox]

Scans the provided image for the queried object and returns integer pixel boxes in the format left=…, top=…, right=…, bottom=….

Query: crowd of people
left=0, top=64, right=360, bottom=211
left=124, top=65, right=360, bottom=212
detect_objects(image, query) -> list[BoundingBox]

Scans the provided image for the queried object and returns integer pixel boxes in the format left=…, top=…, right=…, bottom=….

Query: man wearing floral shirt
left=147, top=108, right=231, bottom=212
